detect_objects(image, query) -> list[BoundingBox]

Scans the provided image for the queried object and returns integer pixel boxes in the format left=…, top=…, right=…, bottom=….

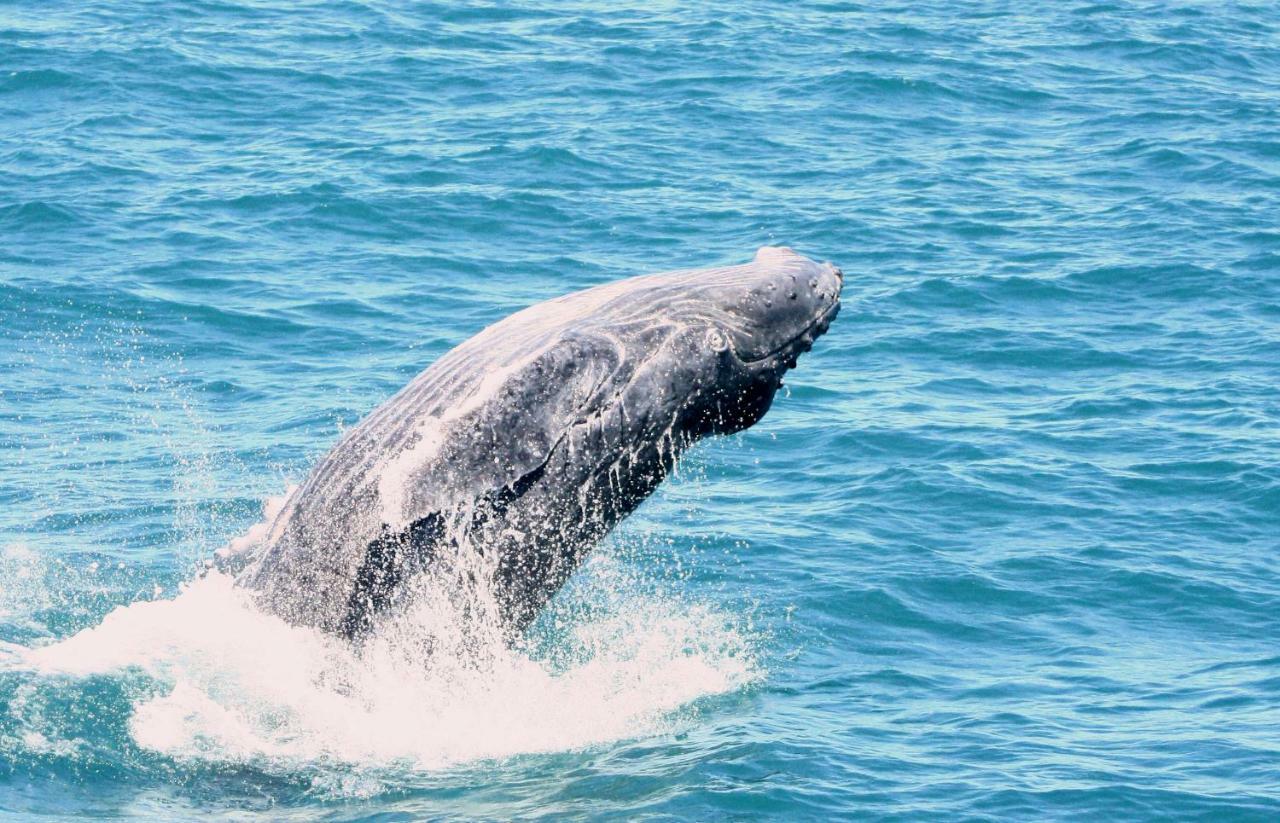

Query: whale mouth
left=741, top=299, right=841, bottom=367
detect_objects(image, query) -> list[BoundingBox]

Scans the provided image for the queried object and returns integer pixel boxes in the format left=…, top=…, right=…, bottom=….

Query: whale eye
left=705, top=328, right=730, bottom=353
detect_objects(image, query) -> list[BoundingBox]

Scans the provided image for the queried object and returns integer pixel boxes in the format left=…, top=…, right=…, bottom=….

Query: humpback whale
left=237, top=247, right=842, bottom=640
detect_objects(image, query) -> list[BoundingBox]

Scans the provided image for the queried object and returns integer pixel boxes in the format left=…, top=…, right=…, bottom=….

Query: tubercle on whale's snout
left=743, top=295, right=841, bottom=376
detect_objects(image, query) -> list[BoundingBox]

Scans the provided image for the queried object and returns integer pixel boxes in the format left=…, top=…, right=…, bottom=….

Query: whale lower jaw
left=751, top=299, right=841, bottom=375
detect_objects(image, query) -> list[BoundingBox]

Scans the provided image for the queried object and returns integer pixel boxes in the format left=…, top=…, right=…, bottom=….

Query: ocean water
left=2, top=0, right=1279, bottom=819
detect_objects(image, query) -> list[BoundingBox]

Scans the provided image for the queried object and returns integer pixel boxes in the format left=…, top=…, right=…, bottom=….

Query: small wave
left=0, top=68, right=77, bottom=92
left=0, top=201, right=86, bottom=230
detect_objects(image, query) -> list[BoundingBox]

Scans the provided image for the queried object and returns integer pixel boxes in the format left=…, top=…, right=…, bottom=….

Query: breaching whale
left=237, top=247, right=842, bottom=640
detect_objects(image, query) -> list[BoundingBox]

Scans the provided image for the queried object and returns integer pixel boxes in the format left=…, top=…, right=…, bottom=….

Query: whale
left=236, top=247, right=842, bottom=641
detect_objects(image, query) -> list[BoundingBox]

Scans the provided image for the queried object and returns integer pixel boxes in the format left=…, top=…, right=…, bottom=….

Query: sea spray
left=6, top=536, right=758, bottom=788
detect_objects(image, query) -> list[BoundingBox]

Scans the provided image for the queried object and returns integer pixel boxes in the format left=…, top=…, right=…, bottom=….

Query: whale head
left=600, top=246, right=842, bottom=439
left=690, top=245, right=842, bottom=433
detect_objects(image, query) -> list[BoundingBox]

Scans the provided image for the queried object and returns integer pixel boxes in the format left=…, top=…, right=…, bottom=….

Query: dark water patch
left=0, top=68, right=80, bottom=93
left=0, top=200, right=88, bottom=230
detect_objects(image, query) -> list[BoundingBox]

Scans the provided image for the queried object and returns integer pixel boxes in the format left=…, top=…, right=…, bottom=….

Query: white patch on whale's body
left=375, top=354, right=538, bottom=529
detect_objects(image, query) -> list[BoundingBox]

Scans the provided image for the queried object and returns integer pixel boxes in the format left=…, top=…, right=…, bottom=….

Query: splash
left=6, top=540, right=757, bottom=787
left=0, top=543, right=49, bottom=626
left=213, top=487, right=296, bottom=562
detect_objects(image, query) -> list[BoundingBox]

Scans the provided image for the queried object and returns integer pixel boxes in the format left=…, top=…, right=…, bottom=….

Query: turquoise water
left=3, top=0, right=1279, bottom=818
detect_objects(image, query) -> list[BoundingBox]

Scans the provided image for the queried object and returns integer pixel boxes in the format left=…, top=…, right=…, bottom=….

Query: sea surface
left=2, top=1, right=1279, bottom=819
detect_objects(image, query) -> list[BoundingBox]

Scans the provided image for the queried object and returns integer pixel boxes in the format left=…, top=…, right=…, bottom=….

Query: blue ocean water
left=3, top=0, right=1279, bottom=818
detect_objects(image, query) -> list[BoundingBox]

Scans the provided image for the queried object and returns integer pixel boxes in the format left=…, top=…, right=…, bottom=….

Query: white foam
left=13, top=556, right=756, bottom=783
left=214, top=486, right=296, bottom=561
